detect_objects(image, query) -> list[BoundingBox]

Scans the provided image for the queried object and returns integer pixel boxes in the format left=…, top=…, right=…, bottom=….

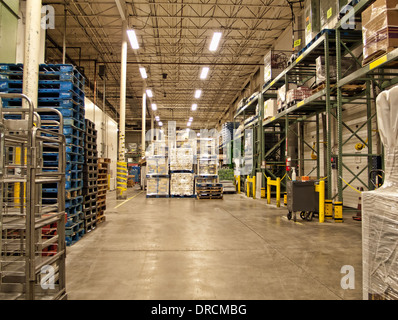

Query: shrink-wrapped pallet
left=362, top=85, right=398, bottom=300
left=170, top=173, right=194, bottom=196
left=169, top=148, right=193, bottom=171
left=362, top=0, right=398, bottom=65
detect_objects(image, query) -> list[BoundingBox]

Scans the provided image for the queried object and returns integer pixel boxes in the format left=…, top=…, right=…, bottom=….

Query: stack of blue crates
left=0, top=63, right=86, bottom=246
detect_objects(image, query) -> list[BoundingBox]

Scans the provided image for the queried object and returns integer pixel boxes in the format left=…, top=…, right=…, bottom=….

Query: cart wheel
left=300, top=211, right=306, bottom=220
left=287, top=211, right=292, bottom=220
left=306, top=212, right=313, bottom=221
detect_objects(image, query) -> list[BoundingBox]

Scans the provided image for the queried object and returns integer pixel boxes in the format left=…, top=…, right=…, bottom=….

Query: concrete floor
left=65, top=188, right=363, bottom=300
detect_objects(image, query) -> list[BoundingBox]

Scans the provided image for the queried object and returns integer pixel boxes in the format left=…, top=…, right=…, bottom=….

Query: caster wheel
left=306, top=212, right=313, bottom=221
left=300, top=211, right=306, bottom=220
left=287, top=211, right=292, bottom=220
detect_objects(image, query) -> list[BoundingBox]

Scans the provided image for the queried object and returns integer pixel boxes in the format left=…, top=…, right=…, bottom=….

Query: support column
left=22, top=0, right=42, bottom=110
left=142, top=93, right=147, bottom=156
left=151, top=112, right=154, bottom=142
left=117, top=20, right=128, bottom=199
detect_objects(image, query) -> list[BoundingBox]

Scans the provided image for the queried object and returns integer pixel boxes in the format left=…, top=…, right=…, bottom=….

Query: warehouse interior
left=0, top=0, right=397, bottom=301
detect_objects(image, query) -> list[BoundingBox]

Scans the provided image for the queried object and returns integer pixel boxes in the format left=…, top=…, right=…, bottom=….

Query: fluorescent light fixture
left=195, top=90, right=202, bottom=99
left=189, top=117, right=193, bottom=122
left=139, top=67, right=147, bottom=79
left=197, top=133, right=200, bottom=137
left=187, top=122, right=191, bottom=127
left=127, top=29, right=139, bottom=49
left=200, top=67, right=209, bottom=79
left=192, top=104, right=197, bottom=111
left=151, top=104, right=157, bottom=111
left=155, top=116, right=160, bottom=121
left=158, top=122, right=163, bottom=127
left=209, top=32, right=222, bottom=51
left=146, top=89, right=153, bottom=98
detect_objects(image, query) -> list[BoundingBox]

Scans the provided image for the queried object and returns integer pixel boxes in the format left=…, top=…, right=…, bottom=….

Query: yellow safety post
left=267, top=177, right=281, bottom=207
left=315, top=180, right=325, bottom=223
left=234, top=175, right=241, bottom=194
left=284, top=193, right=287, bottom=206
left=325, top=200, right=333, bottom=219
left=334, top=201, right=343, bottom=222
left=246, top=176, right=256, bottom=199
left=14, top=147, right=21, bottom=207
left=117, top=161, right=128, bottom=198
left=261, top=188, right=266, bottom=199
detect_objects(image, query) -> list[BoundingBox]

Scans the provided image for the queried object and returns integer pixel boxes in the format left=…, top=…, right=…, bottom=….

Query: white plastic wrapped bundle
left=169, top=148, right=193, bottom=171
left=362, top=85, right=398, bottom=300
left=170, top=173, right=194, bottom=196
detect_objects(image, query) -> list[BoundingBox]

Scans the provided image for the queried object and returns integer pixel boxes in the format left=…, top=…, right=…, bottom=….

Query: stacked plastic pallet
left=0, top=63, right=86, bottom=246
left=97, top=158, right=110, bottom=224
left=83, top=119, right=98, bottom=233
left=220, top=122, right=240, bottom=147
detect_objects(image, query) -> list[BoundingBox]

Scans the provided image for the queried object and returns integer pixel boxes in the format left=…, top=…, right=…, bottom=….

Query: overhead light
left=155, top=116, right=160, bottom=121
left=189, top=117, right=193, bottom=122
left=187, top=122, right=191, bottom=127
left=158, top=122, right=163, bottom=127
left=139, top=67, right=147, bottom=79
left=209, top=32, right=222, bottom=51
left=146, top=89, right=153, bottom=98
left=200, top=67, right=209, bottom=79
left=197, top=133, right=200, bottom=137
left=151, top=104, right=157, bottom=111
left=195, top=90, right=202, bottom=99
left=192, top=104, right=197, bottom=111
left=127, top=29, right=139, bottom=49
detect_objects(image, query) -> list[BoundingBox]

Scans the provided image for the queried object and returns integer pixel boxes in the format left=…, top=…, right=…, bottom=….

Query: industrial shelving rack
left=82, top=119, right=98, bottom=233
left=0, top=93, right=67, bottom=300
left=234, top=0, right=395, bottom=206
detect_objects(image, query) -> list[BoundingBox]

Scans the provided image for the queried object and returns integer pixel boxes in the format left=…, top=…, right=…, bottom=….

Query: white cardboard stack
left=362, top=86, right=398, bottom=300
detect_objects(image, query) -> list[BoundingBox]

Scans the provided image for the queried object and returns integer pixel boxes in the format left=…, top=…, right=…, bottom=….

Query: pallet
left=170, top=194, right=195, bottom=198
left=362, top=47, right=398, bottom=67
left=311, top=82, right=366, bottom=96
left=146, top=194, right=169, bottom=198
left=197, top=195, right=223, bottom=200
left=96, top=213, right=106, bottom=224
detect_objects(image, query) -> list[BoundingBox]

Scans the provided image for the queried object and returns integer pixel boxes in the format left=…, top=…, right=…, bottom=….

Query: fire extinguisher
left=286, top=156, right=291, bottom=172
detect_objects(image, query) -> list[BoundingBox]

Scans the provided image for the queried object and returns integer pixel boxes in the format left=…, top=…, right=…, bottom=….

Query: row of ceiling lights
left=126, top=28, right=222, bottom=129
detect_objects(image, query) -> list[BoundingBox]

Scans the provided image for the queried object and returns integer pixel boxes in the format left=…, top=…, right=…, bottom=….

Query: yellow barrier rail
left=267, top=177, right=281, bottom=207
left=246, top=176, right=256, bottom=199
left=234, top=175, right=241, bottom=194
left=314, top=180, right=325, bottom=223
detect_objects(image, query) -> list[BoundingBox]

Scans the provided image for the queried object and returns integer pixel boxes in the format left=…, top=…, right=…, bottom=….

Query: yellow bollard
left=252, top=176, right=256, bottom=199
left=276, top=177, right=281, bottom=207
left=325, top=200, right=333, bottom=219
left=334, top=201, right=343, bottom=222
left=284, top=193, right=287, bottom=206
left=261, top=188, right=266, bottom=199
left=267, top=177, right=271, bottom=205
left=315, top=180, right=325, bottom=223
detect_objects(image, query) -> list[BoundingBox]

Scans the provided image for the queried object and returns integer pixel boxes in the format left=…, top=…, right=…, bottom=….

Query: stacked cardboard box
left=170, top=173, right=194, bottom=197
left=362, top=0, right=398, bottom=65
left=264, top=50, right=289, bottom=84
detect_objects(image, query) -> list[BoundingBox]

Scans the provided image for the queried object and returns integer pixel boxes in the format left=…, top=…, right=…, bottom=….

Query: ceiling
left=43, top=0, right=302, bottom=131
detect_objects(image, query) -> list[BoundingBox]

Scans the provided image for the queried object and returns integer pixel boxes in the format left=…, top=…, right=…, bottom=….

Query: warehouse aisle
left=65, top=189, right=363, bottom=300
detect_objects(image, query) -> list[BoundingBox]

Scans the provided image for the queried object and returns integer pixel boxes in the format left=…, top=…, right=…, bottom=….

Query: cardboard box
left=264, top=99, right=277, bottom=118
left=320, top=0, right=338, bottom=30
left=286, top=87, right=312, bottom=105
left=362, top=0, right=398, bottom=63
left=277, top=84, right=297, bottom=109
left=315, top=56, right=360, bottom=85
left=304, top=0, right=320, bottom=45
left=170, top=173, right=194, bottom=196
left=264, top=50, right=289, bottom=84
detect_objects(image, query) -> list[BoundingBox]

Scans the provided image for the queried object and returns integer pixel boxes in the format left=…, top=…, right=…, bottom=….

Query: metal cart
left=286, top=180, right=320, bottom=222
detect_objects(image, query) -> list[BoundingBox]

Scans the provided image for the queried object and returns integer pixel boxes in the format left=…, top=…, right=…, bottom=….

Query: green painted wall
left=0, top=0, right=19, bottom=63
